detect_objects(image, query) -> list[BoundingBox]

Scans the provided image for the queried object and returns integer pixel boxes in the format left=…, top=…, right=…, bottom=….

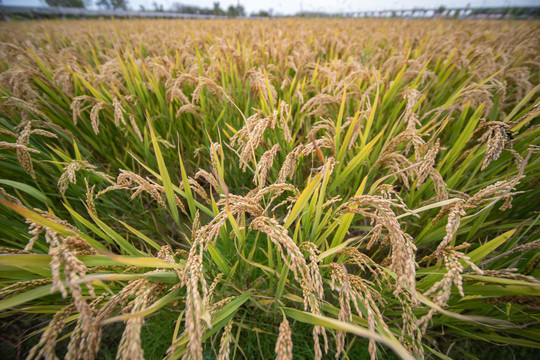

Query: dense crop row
left=0, top=19, right=539, bottom=359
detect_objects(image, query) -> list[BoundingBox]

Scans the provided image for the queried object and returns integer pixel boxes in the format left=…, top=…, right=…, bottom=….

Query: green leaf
left=207, top=244, right=231, bottom=276
left=284, top=174, right=321, bottom=229
left=0, top=284, right=54, bottom=311
left=168, top=293, right=251, bottom=358
left=331, top=129, right=384, bottom=192
left=0, top=179, right=48, bottom=204
left=178, top=147, right=196, bottom=219
left=148, top=116, right=180, bottom=225
left=415, top=292, right=513, bottom=327
left=284, top=308, right=414, bottom=360
left=102, top=288, right=181, bottom=323
left=0, top=254, right=51, bottom=267
left=334, top=84, right=348, bottom=156
left=212, top=293, right=251, bottom=324
left=462, top=284, right=540, bottom=297
left=328, top=175, right=368, bottom=250
left=361, top=82, right=379, bottom=147
left=87, top=209, right=144, bottom=257
left=1, top=200, right=72, bottom=236
left=79, top=271, right=178, bottom=284
left=105, top=255, right=184, bottom=269
left=467, top=229, right=515, bottom=264
left=115, top=218, right=162, bottom=251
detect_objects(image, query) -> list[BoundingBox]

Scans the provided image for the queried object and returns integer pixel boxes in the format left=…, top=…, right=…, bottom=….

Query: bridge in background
left=342, top=6, right=539, bottom=18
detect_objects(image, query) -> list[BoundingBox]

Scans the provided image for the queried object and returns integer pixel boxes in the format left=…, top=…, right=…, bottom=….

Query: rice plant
left=0, top=18, right=539, bottom=359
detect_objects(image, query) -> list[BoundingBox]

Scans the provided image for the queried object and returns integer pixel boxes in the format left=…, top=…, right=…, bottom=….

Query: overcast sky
left=4, top=0, right=540, bottom=15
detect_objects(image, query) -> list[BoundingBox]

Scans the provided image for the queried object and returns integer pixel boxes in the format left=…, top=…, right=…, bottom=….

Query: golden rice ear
left=195, top=169, right=221, bottom=194
left=329, top=263, right=352, bottom=357
left=27, top=302, right=77, bottom=360
left=254, top=143, right=281, bottom=187
left=0, top=140, right=39, bottom=179
left=176, top=103, right=202, bottom=119
left=337, top=194, right=418, bottom=302
left=300, top=93, right=340, bottom=117
left=89, top=101, right=107, bottom=135
left=417, top=139, right=440, bottom=186
left=436, top=202, right=466, bottom=254
left=166, top=80, right=191, bottom=105
left=418, top=244, right=483, bottom=334
left=210, top=142, right=223, bottom=177
left=246, top=68, right=277, bottom=106
left=116, top=282, right=166, bottom=360
left=217, top=321, right=233, bottom=360
left=57, top=160, right=102, bottom=195
left=275, top=317, right=293, bottom=360
left=229, top=112, right=275, bottom=172
left=112, top=98, right=126, bottom=126
left=192, top=77, right=225, bottom=104
left=175, top=253, right=207, bottom=360
left=277, top=144, right=304, bottom=183
left=277, top=101, right=293, bottom=143
left=250, top=216, right=311, bottom=286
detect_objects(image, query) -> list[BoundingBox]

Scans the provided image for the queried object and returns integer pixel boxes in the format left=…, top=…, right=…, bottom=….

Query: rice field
left=0, top=18, right=539, bottom=359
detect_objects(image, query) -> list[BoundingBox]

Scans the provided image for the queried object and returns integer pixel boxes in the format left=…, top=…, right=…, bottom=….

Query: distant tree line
left=43, top=0, right=88, bottom=8
left=42, top=1, right=248, bottom=17
left=96, top=0, right=128, bottom=10
left=161, top=2, right=245, bottom=17
left=44, top=0, right=127, bottom=9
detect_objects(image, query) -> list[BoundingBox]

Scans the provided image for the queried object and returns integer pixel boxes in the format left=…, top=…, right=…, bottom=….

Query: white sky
left=4, top=0, right=540, bottom=15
